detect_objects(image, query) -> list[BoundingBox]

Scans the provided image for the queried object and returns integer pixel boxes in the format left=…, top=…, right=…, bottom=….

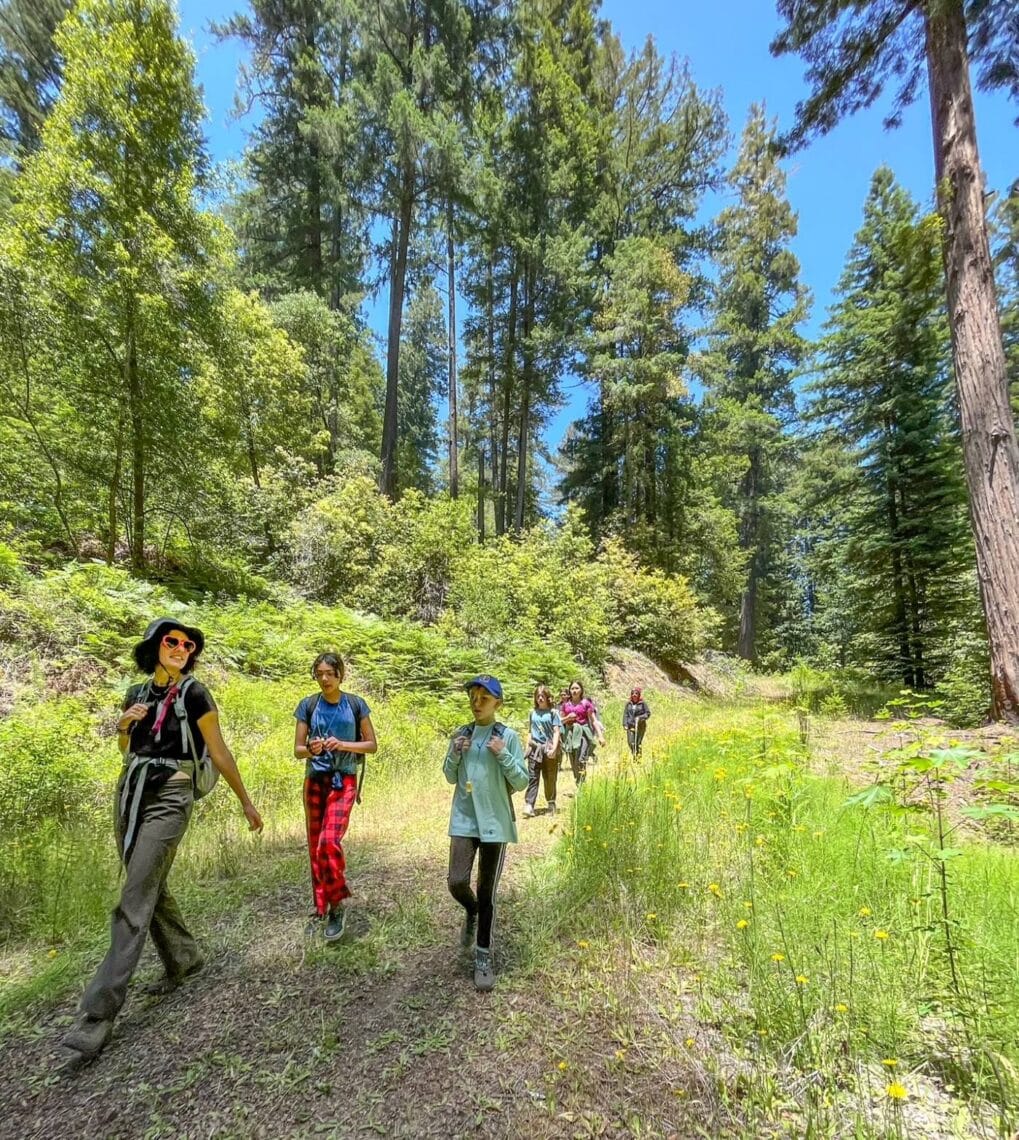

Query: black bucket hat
left=133, top=616, right=205, bottom=669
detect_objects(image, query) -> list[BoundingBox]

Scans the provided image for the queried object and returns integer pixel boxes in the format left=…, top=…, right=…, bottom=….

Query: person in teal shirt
left=443, top=674, right=527, bottom=991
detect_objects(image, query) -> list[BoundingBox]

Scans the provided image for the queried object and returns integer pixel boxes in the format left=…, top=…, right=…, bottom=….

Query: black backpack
left=305, top=691, right=369, bottom=804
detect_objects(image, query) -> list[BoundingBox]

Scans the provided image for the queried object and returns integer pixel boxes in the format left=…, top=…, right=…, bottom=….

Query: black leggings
left=566, top=732, right=594, bottom=785
left=447, top=837, right=506, bottom=950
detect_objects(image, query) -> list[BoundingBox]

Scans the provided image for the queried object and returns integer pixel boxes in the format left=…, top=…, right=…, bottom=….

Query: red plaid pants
left=304, top=774, right=357, bottom=915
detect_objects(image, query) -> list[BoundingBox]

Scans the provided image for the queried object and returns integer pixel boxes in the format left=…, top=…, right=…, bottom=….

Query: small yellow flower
left=812, top=830, right=824, bottom=839
left=755, top=834, right=766, bottom=847
left=678, top=881, right=689, bottom=889
left=834, top=1003, right=849, bottom=1014
left=885, top=1082, right=908, bottom=1100
left=708, top=883, right=721, bottom=896
left=576, top=939, right=589, bottom=949
left=673, top=802, right=683, bottom=812
left=786, top=868, right=798, bottom=878
left=771, top=952, right=785, bottom=962
left=795, top=974, right=808, bottom=985
left=858, top=906, right=872, bottom=917
left=47, top=948, right=58, bottom=959
left=756, top=1028, right=769, bottom=1037
left=736, top=918, right=750, bottom=930
left=671, top=1088, right=686, bottom=1097
left=743, top=900, right=753, bottom=910
left=614, top=1048, right=627, bottom=1062
left=684, top=1037, right=695, bottom=1048
left=557, top=1060, right=569, bottom=1072
left=583, top=824, right=592, bottom=832
left=882, top=1058, right=898, bottom=1068
left=735, top=822, right=748, bottom=833
left=714, top=767, right=727, bottom=781
left=874, top=929, right=890, bottom=941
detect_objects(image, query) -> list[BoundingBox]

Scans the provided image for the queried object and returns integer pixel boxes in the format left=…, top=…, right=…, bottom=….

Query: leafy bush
left=936, top=632, right=991, bottom=728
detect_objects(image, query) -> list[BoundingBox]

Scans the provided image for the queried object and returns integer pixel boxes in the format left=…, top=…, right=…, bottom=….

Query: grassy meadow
left=2, top=566, right=1018, bottom=1135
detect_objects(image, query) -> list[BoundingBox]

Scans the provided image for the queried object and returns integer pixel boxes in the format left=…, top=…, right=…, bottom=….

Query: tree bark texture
left=925, top=0, right=1019, bottom=720
left=127, top=326, right=144, bottom=571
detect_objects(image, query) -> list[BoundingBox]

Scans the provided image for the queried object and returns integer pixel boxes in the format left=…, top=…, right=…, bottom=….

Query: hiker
left=560, top=680, right=605, bottom=787
left=556, top=688, right=571, bottom=770
left=444, top=674, right=527, bottom=991
left=623, top=687, right=652, bottom=759
left=293, top=653, right=377, bottom=941
left=523, top=683, right=561, bottom=818
left=60, top=618, right=264, bottom=1066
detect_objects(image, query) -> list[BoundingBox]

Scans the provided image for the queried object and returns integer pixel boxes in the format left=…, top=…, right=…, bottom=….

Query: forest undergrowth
left=2, top=573, right=1018, bottom=1137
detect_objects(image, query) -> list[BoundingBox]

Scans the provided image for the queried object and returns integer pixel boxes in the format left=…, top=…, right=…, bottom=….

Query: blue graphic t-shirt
left=293, top=692, right=370, bottom=781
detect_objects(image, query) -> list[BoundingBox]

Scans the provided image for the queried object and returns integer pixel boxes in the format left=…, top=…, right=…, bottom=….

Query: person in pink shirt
left=560, top=680, right=605, bottom=787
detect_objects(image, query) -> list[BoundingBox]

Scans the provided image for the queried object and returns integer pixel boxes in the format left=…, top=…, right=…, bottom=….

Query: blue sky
left=177, top=0, right=1017, bottom=447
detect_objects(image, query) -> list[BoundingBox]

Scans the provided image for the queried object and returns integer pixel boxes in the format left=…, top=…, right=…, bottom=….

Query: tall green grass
left=552, top=702, right=1019, bottom=1131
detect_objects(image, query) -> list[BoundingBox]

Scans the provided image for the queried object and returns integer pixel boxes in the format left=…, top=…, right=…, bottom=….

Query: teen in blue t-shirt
left=293, top=653, right=377, bottom=942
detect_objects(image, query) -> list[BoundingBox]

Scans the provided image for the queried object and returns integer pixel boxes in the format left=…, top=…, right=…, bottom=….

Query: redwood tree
left=773, top=0, right=1019, bottom=719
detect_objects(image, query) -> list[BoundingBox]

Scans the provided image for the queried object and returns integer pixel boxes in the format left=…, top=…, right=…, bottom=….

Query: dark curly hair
left=311, top=652, right=346, bottom=681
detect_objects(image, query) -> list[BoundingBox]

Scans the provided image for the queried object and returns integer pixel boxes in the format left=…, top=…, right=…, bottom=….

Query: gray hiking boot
left=460, top=911, right=477, bottom=949
left=59, top=1016, right=113, bottom=1065
left=474, top=947, right=495, bottom=991
left=324, top=908, right=347, bottom=942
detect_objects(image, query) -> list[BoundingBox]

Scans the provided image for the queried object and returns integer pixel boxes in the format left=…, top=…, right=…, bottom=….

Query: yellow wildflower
left=708, top=882, right=721, bottom=895
left=614, top=1048, right=626, bottom=1062
left=714, top=767, right=727, bottom=781
left=874, top=929, right=890, bottom=941
left=795, top=974, right=808, bottom=985
left=47, top=948, right=58, bottom=959
left=736, top=919, right=750, bottom=930
left=684, top=1037, right=695, bottom=1048
left=576, top=939, right=589, bottom=949
left=885, top=1082, right=908, bottom=1100
left=583, top=824, right=592, bottom=832
left=646, top=912, right=658, bottom=921
left=858, top=906, right=872, bottom=917
left=882, top=1058, right=898, bottom=1068
left=834, top=1003, right=849, bottom=1014
left=557, top=1060, right=569, bottom=1072
left=678, top=881, right=689, bottom=889
left=771, top=952, right=785, bottom=962
left=743, top=900, right=753, bottom=910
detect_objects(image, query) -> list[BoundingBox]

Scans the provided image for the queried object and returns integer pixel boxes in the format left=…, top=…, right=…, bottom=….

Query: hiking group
left=59, top=617, right=650, bottom=1066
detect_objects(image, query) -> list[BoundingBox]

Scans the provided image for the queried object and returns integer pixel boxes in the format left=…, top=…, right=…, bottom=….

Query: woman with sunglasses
left=60, top=617, right=263, bottom=1066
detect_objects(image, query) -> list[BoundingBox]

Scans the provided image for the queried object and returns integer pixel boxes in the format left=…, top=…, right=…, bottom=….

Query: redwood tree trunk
left=925, top=1, right=1019, bottom=720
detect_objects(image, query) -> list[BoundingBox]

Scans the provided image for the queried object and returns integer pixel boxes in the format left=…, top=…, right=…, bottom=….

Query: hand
left=545, top=743, right=558, bottom=758
left=243, top=802, right=264, bottom=832
left=324, top=736, right=343, bottom=751
left=597, top=734, right=606, bottom=747
left=454, top=734, right=471, bottom=754
left=308, top=737, right=325, bottom=756
left=487, top=735, right=505, bottom=755
left=118, top=702, right=148, bottom=730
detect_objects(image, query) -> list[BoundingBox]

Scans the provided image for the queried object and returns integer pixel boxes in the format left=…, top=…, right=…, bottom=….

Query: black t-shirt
left=122, top=678, right=217, bottom=760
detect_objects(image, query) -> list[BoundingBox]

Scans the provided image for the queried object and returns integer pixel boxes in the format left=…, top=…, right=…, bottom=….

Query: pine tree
left=0, top=0, right=71, bottom=163
left=773, top=0, right=1019, bottom=716
left=698, top=105, right=808, bottom=662
left=805, top=168, right=976, bottom=686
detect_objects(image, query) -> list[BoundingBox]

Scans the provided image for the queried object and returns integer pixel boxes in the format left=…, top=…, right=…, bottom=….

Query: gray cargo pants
left=80, top=776, right=200, bottom=1021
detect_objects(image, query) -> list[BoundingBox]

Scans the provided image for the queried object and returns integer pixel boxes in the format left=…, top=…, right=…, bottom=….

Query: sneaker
left=460, top=911, right=477, bottom=949
left=324, top=908, right=347, bottom=941
left=474, top=947, right=495, bottom=991
left=144, top=956, right=204, bottom=996
left=60, top=1016, right=113, bottom=1065
left=522, top=803, right=535, bottom=818
left=547, top=800, right=556, bottom=817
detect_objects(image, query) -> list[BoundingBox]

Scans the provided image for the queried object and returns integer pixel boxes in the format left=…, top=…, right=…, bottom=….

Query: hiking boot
left=522, top=802, right=535, bottom=818
left=547, top=800, right=556, bottom=817
left=460, top=911, right=477, bottom=949
left=324, top=908, right=347, bottom=942
left=474, top=947, right=495, bottom=991
left=59, top=1016, right=113, bottom=1065
left=144, top=956, right=204, bottom=996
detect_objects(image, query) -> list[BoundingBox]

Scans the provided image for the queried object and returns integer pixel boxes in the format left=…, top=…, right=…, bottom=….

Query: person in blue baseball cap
left=443, top=675, right=527, bottom=990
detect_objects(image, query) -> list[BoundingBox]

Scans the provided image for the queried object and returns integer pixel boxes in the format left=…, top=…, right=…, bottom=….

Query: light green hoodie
left=443, top=722, right=528, bottom=843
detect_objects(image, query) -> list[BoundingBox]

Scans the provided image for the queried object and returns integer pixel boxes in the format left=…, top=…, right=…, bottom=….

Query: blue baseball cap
left=465, top=674, right=503, bottom=699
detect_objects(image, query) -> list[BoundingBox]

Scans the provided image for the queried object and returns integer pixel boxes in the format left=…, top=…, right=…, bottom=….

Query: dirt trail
left=0, top=766, right=708, bottom=1140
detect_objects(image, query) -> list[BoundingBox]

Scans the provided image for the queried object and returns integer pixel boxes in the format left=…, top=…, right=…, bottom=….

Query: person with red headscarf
left=623, top=687, right=651, bottom=759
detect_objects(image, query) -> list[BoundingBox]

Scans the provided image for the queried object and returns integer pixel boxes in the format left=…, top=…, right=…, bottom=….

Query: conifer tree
left=773, top=0, right=1019, bottom=716
left=698, top=105, right=808, bottom=662
left=0, top=0, right=71, bottom=162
